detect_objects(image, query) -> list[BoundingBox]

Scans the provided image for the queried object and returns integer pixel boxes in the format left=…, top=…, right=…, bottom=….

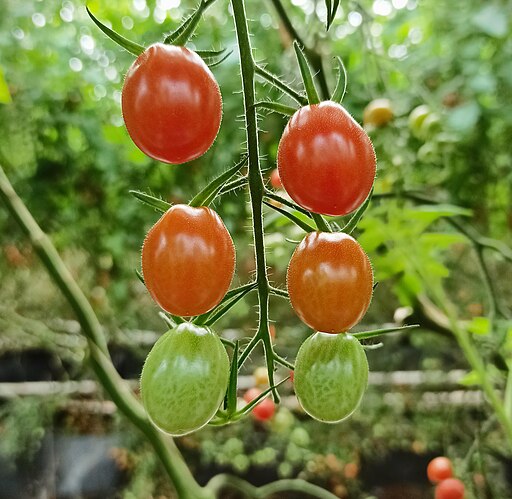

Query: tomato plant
left=140, top=322, right=230, bottom=436
left=294, top=333, right=368, bottom=423
left=142, top=204, right=235, bottom=317
left=277, top=101, right=376, bottom=216
left=427, top=456, right=453, bottom=484
left=363, top=98, right=394, bottom=127
left=287, top=231, right=373, bottom=333
left=435, top=478, right=465, bottom=499
left=122, top=43, right=222, bottom=164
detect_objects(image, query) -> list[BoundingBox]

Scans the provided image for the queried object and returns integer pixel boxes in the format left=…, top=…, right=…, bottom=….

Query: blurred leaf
left=459, top=370, right=480, bottom=387
left=467, top=316, right=490, bottom=336
left=472, top=5, right=508, bottom=38
left=447, top=101, right=481, bottom=133
left=0, top=67, right=11, bottom=104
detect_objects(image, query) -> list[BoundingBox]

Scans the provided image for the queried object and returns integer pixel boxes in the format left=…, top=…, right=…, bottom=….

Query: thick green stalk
left=0, top=164, right=211, bottom=499
left=231, top=0, right=278, bottom=400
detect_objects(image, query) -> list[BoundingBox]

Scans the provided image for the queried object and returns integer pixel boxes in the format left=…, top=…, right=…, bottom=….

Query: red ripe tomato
left=277, top=101, right=376, bottom=216
left=287, top=231, right=373, bottom=333
left=122, top=43, right=222, bottom=164
left=427, top=456, right=453, bottom=484
left=142, top=204, right=235, bottom=316
left=270, top=168, right=282, bottom=189
left=243, top=387, right=261, bottom=403
left=252, top=397, right=275, bottom=421
left=435, top=478, right=465, bottom=499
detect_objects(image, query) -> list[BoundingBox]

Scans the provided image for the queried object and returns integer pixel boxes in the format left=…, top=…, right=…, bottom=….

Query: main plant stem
left=231, top=0, right=278, bottom=398
left=0, top=164, right=211, bottom=499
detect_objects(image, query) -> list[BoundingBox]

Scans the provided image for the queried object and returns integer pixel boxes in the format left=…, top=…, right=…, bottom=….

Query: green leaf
left=263, top=200, right=316, bottom=232
left=0, top=67, right=12, bottom=104
left=86, top=7, right=144, bottom=56
left=205, top=50, right=232, bottom=68
left=189, top=155, right=248, bottom=207
left=254, top=101, right=297, bottom=116
left=129, top=190, right=171, bottom=213
left=467, top=316, right=490, bottom=335
left=447, top=102, right=481, bottom=133
left=195, top=48, right=228, bottom=60
left=164, top=0, right=206, bottom=46
left=353, top=324, right=419, bottom=340
left=293, top=41, right=320, bottom=105
left=458, top=370, right=480, bottom=387
left=331, top=56, right=348, bottom=103
left=419, top=232, right=466, bottom=248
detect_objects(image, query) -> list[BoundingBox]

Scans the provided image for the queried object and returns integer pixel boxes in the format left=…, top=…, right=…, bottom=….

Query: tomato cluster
left=427, top=457, right=465, bottom=499
left=115, top=39, right=377, bottom=433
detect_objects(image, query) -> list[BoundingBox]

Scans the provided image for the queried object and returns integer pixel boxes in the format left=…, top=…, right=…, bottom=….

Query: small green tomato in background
left=294, top=332, right=368, bottom=423
left=140, top=322, right=229, bottom=436
left=408, top=104, right=431, bottom=138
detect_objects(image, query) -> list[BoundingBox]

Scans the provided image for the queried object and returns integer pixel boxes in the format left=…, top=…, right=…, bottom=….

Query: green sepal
left=189, top=155, right=248, bottom=207
left=218, top=176, right=248, bottom=196
left=263, top=200, right=316, bottom=232
left=264, top=191, right=312, bottom=218
left=342, top=188, right=373, bottom=233
left=205, top=50, right=232, bottom=68
left=331, top=56, right=348, bottom=103
left=194, top=282, right=257, bottom=326
left=325, top=0, right=340, bottom=30
left=353, top=324, right=419, bottom=340
left=293, top=41, right=320, bottom=105
left=225, top=341, right=239, bottom=417
left=164, top=0, right=205, bottom=46
left=86, top=7, right=144, bottom=56
left=235, top=377, right=289, bottom=417
left=129, top=190, right=171, bottom=213
left=254, top=101, right=298, bottom=117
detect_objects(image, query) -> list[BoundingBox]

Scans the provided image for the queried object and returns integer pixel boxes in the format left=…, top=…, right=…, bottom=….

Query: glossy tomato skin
left=270, top=169, right=282, bottom=189
left=277, top=101, right=376, bottom=216
left=140, top=323, right=229, bottom=436
left=427, top=456, right=453, bottom=484
left=287, top=231, right=373, bottom=333
left=122, top=43, right=222, bottom=164
left=142, top=204, right=235, bottom=316
left=435, top=478, right=465, bottom=499
left=294, top=333, right=368, bottom=423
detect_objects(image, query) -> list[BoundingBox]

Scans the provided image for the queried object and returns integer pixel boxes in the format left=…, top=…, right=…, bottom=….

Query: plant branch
left=0, top=164, right=211, bottom=499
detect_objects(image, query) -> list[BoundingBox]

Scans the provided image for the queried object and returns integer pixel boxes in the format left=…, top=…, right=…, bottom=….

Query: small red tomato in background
left=427, top=456, right=453, bottom=484
left=277, top=100, right=376, bottom=216
left=287, top=231, right=373, bottom=333
left=122, top=43, right=222, bottom=164
left=435, top=478, right=465, bottom=499
left=363, top=98, right=394, bottom=127
left=243, top=387, right=261, bottom=403
left=242, top=387, right=275, bottom=421
left=270, top=168, right=282, bottom=189
left=252, top=397, right=275, bottom=421
left=142, top=204, right=235, bottom=316
left=269, top=324, right=276, bottom=341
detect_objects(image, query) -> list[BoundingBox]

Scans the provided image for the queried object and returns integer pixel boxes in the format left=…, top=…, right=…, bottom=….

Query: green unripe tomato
left=140, top=322, right=229, bottom=436
left=294, top=332, right=368, bottom=423
left=408, top=104, right=431, bottom=138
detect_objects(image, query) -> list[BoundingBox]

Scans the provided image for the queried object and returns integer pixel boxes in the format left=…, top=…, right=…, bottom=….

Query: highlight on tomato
left=427, top=456, right=453, bottom=484
left=140, top=323, right=230, bottom=436
left=122, top=43, right=222, bottom=164
left=142, top=204, right=235, bottom=317
left=363, top=98, right=394, bottom=127
left=287, top=231, right=373, bottom=333
left=435, top=478, right=465, bottom=499
left=294, top=332, right=368, bottom=423
left=277, top=100, right=376, bottom=216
